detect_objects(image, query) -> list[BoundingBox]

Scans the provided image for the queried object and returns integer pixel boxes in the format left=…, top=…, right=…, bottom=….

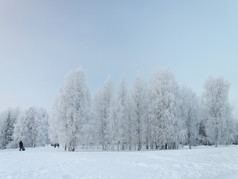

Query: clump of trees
left=0, top=67, right=237, bottom=151
left=48, top=68, right=238, bottom=151
left=0, top=107, right=49, bottom=149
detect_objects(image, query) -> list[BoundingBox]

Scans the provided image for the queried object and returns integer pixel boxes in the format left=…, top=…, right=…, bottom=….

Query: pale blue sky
left=0, top=0, right=237, bottom=118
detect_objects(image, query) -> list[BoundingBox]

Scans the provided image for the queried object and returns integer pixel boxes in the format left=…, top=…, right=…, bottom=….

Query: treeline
left=49, top=68, right=238, bottom=151
left=1, top=68, right=238, bottom=151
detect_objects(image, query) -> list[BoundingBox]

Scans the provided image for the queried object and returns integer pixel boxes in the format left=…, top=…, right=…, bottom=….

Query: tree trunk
left=138, top=141, right=141, bottom=151
left=122, top=144, right=125, bottom=151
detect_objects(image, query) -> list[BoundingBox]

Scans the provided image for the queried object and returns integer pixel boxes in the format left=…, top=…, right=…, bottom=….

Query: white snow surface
left=1, top=146, right=238, bottom=179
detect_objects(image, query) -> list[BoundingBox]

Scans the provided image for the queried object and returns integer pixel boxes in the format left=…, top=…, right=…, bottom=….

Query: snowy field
left=1, top=146, right=238, bottom=179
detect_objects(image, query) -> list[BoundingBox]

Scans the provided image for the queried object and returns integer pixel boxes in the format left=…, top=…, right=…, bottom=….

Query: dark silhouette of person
left=19, top=141, right=24, bottom=151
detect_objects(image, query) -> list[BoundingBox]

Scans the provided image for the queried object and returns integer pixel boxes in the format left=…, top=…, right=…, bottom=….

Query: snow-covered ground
left=1, top=146, right=238, bottom=179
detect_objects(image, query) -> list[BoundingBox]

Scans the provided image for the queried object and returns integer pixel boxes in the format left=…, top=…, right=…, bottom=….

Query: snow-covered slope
left=0, top=146, right=238, bottom=179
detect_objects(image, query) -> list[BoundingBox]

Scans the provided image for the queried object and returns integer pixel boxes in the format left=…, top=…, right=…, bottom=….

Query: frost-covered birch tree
left=116, top=78, right=131, bottom=150
left=49, top=68, right=90, bottom=151
left=149, top=69, right=181, bottom=149
left=0, top=108, right=20, bottom=149
left=131, top=75, right=148, bottom=150
left=36, top=108, right=49, bottom=146
left=49, top=96, right=61, bottom=145
left=202, top=77, right=232, bottom=147
left=92, top=77, right=114, bottom=150
left=179, top=87, right=200, bottom=149
left=109, top=77, right=132, bottom=151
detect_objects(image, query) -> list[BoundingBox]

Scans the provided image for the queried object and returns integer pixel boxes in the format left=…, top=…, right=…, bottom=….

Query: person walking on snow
left=19, top=141, right=25, bottom=151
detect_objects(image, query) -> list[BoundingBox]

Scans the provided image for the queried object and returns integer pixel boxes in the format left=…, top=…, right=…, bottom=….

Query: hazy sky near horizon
left=0, top=0, right=238, bottom=118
